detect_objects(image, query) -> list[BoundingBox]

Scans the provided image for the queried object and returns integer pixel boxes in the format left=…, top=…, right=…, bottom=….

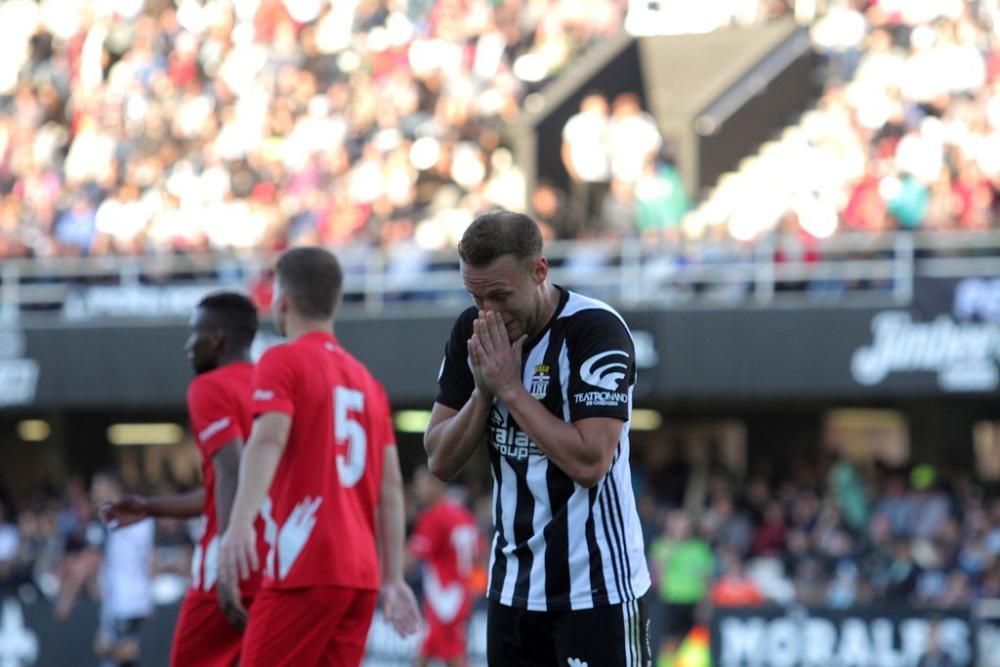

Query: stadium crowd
left=0, top=0, right=628, bottom=264
left=2, top=446, right=998, bottom=657
left=694, top=0, right=1000, bottom=246
left=1, top=1, right=1000, bottom=269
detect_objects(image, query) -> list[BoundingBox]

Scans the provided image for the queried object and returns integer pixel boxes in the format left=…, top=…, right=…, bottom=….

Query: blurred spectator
left=0, top=501, right=18, bottom=591
left=607, top=92, right=661, bottom=185
left=701, top=492, right=753, bottom=556
left=916, top=619, right=957, bottom=667
left=561, top=93, right=612, bottom=232
left=751, top=500, right=787, bottom=557
left=634, top=155, right=689, bottom=243
left=828, top=457, right=869, bottom=532
left=710, top=547, right=764, bottom=607
left=649, top=510, right=715, bottom=660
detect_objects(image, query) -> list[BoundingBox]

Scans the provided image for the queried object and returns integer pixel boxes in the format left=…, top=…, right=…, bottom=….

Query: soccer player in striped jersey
left=425, top=210, right=652, bottom=666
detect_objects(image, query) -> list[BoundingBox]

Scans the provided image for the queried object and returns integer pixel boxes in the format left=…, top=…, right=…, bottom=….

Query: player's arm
left=212, top=439, right=250, bottom=629
left=424, top=394, right=491, bottom=481
left=472, top=310, right=624, bottom=488
left=424, top=310, right=490, bottom=481
left=500, top=390, right=621, bottom=489
left=212, top=440, right=242, bottom=535
left=100, top=489, right=205, bottom=527
left=220, top=412, right=290, bottom=582
left=377, top=444, right=421, bottom=636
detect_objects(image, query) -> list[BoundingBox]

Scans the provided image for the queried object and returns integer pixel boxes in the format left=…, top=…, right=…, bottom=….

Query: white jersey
left=100, top=519, right=154, bottom=620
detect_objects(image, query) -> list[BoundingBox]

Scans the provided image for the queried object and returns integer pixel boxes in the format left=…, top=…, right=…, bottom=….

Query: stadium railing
left=1, top=229, right=999, bottom=322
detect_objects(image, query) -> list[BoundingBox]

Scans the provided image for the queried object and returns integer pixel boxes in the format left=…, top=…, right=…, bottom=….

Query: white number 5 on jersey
left=334, top=387, right=367, bottom=487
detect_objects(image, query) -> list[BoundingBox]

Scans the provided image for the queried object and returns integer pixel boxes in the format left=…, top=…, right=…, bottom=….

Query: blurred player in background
left=101, top=291, right=264, bottom=667
left=409, top=466, right=484, bottom=667
left=90, top=473, right=154, bottom=667
left=219, top=247, right=420, bottom=667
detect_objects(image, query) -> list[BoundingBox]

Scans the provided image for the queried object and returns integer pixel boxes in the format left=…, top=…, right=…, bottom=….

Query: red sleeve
left=252, top=345, right=297, bottom=417
left=188, top=375, right=244, bottom=458
left=409, top=509, right=438, bottom=560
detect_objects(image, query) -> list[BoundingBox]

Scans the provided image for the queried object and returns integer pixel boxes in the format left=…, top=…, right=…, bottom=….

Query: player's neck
left=528, top=282, right=560, bottom=339
left=218, top=349, right=252, bottom=367
left=285, top=314, right=335, bottom=341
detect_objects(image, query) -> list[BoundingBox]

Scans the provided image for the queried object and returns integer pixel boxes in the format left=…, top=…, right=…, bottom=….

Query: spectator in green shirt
left=649, top=510, right=716, bottom=661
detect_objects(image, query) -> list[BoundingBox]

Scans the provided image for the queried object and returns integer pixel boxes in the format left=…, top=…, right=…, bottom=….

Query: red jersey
left=187, top=361, right=264, bottom=599
left=251, top=331, right=392, bottom=591
left=409, top=499, right=482, bottom=622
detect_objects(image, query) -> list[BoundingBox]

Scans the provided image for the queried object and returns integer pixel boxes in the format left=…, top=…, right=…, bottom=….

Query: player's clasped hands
left=469, top=310, right=527, bottom=399
left=219, top=522, right=259, bottom=586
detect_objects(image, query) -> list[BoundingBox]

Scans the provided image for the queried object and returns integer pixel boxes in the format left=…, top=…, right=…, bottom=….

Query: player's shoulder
left=256, top=339, right=303, bottom=369
left=187, top=365, right=235, bottom=401
left=333, top=345, right=388, bottom=397
left=558, top=290, right=629, bottom=331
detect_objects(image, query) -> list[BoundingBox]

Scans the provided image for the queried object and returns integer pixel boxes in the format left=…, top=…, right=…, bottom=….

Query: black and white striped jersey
left=436, top=287, right=650, bottom=612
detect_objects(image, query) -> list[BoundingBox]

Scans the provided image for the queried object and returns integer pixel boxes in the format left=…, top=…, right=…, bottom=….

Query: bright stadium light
left=631, top=410, right=663, bottom=431
left=393, top=410, right=432, bottom=434
left=18, top=420, right=50, bottom=442
left=108, top=423, right=185, bottom=446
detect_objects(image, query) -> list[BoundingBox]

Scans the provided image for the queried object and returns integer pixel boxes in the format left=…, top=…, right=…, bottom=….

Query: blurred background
left=1, top=0, right=1000, bottom=665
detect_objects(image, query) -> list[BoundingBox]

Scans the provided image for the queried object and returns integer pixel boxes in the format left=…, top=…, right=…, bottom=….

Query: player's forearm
left=228, top=437, right=284, bottom=527
left=215, top=466, right=238, bottom=534
left=377, top=447, right=407, bottom=583
left=424, top=390, right=490, bottom=480
left=499, top=384, right=608, bottom=488
left=145, top=489, right=206, bottom=519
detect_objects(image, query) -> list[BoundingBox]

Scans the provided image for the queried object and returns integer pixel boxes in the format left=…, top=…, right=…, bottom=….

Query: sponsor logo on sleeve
left=580, top=350, right=628, bottom=390
left=253, top=389, right=275, bottom=401
left=198, top=416, right=232, bottom=443
left=575, top=350, right=629, bottom=407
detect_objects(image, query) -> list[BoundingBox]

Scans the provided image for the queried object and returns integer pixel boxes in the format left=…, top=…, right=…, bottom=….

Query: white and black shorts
left=487, top=593, right=651, bottom=667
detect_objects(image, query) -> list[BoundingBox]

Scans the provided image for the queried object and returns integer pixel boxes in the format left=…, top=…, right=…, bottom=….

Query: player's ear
left=211, top=328, right=227, bottom=350
left=531, top=256, right=548, bottom=285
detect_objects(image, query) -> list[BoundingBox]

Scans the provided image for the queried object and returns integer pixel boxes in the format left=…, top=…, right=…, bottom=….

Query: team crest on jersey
left=530, top=364, right=550, bottom=400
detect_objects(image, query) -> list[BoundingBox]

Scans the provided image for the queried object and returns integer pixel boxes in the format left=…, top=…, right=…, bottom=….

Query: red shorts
left=422, top=601, right=471, bottom=660
left=241, top=586, right=377, bottom=667
left=170, top=594, right=254, bottom=667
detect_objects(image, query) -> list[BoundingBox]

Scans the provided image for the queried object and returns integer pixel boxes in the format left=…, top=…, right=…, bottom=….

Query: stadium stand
left=2, top=2, right=1000, bottom=667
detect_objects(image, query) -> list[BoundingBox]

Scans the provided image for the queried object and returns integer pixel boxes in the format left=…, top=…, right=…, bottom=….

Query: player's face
left=462, top=254, right=547, bottom=342
left=185, top=307, right=223, bottom=375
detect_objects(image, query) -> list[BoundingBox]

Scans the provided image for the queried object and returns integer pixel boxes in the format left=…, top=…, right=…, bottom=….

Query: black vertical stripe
left=598, top=481, right=625, bottom=602
left=509, top=451, right=535, bottom=605
left=542, top=464, right=574, bottom=606
left=488, top=444, right=508, bottom=601
left=539, top=326, right=573, bottom=607
left=606, top=469, right=636, bottom=600
left=601, top=463, right=633, bottom=603
left=622, top=602, right=635, bottom=665
left=584, top=485, right=608, bottom=607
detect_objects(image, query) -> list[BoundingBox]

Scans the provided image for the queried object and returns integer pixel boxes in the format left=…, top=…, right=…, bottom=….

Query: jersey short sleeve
left=566, top=309, right=635, bottom=422
left=188, top=374, right=243, bottom=458
left=435, top=308, right=477, bottom=411
left=252, top=345, right=297, bottom=417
